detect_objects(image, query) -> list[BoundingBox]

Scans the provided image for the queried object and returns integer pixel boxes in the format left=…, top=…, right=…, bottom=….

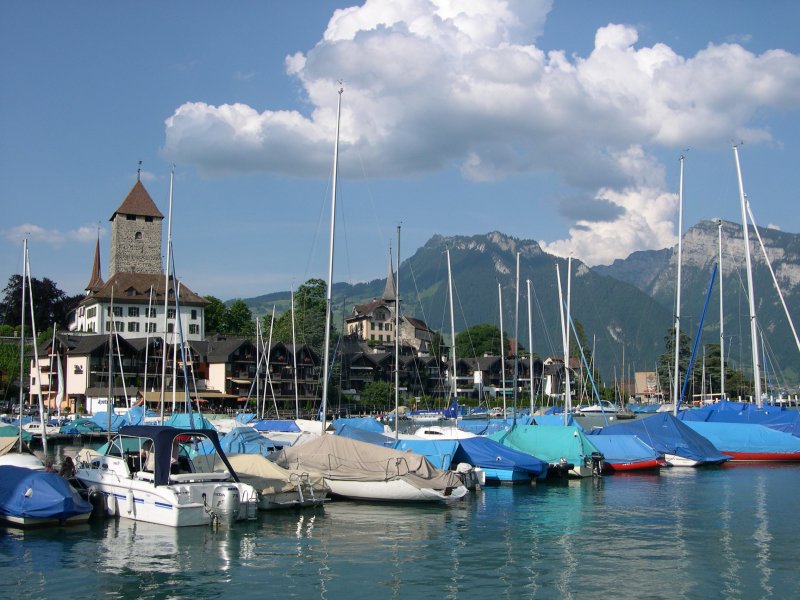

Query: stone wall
left=109, top=214, right=163, bottom=276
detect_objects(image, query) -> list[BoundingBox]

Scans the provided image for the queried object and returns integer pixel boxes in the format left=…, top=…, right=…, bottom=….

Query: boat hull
left=326, top=478, right=467, bottom=503
left=604, top=458, right=665, bottom=472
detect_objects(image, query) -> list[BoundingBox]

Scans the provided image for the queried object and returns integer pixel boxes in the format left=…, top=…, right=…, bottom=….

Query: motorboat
left=74, top=425, right=258, bottom=527
left=0, top=465, right=92, bottom=527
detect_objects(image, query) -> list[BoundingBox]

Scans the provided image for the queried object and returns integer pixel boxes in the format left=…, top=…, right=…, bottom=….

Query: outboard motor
left=212, top=485, right=242, bottom=520
left=589, top=452, right=604, bottom=477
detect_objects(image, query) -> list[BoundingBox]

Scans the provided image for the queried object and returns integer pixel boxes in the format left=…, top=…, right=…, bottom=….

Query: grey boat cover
left=226, top=454, right=327, bottom=496
left=272, top=434, right=463, bottom=491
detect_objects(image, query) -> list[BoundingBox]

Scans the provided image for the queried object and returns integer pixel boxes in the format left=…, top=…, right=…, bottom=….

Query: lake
left=2, top=458, right=797, bottom=599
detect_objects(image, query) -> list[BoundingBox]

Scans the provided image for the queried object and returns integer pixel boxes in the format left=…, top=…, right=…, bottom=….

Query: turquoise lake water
left=2, top=460, right=797, bottom=599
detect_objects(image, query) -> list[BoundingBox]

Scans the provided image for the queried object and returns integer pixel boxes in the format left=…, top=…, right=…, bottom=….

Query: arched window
left=135, top=231, right=143, bottom=240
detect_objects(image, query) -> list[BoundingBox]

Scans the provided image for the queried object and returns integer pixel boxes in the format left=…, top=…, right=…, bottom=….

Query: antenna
left=137, top=160, right=142, bottom=181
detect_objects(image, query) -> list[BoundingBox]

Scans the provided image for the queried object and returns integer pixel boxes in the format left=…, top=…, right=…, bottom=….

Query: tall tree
left=203, top=295, right=226, bottom=335
left=224, top=299, right=255, bottom=335
left=0, top=275, right=81, bottom=331
left=455, top=323, right=509, bottom=358
left=271, top=278, right=328, bottom=355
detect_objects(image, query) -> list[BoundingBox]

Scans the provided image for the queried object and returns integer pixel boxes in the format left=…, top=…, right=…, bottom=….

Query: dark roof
left=204, top=335, right=253, bottom=363
left=402, top=316, right=432, bottom=332
left=86, top=236, right=104, bottom=292
left=80, top=273, right=208, bottom=307
left=348, top=298, right=393, bottom=320
left=110, top=180, right=164, bottom=220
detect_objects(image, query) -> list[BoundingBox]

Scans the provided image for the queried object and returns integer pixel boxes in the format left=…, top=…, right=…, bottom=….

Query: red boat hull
left=722, top=451, right=800, bottom=462
left=605, top=458, right=665, bottom=472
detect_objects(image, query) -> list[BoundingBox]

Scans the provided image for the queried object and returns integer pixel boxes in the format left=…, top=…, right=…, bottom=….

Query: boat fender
left=126, top=491, right=134, bottom=514
left=88, top=487, right=105, bottom=516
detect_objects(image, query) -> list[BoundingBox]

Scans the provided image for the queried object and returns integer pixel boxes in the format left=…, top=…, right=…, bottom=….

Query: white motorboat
left=75, top=425, right=258, bottom=527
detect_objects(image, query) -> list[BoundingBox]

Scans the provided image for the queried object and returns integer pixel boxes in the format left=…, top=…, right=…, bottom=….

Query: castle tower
left=109, top=179, right=164, bottom=276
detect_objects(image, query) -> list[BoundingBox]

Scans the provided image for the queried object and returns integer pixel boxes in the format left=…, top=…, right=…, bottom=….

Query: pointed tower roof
left=85, top=235, right=104, bottom=293
left=109, top=180, right=164, bottom=221
left=382, top=250, right=396, bottom=302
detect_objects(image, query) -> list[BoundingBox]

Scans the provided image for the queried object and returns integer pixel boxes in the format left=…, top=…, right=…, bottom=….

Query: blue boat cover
left=393, top=439, right=460, bottom=470
left=59, top=418, right=104, bottom=436
left=490, top=424, right=601, bottom=465
left=90, top=411, right=128, bottom=432
left=458, top=415, right=532, bottom=436
left=252, top=419, right=302, bottom=433
left=683, top=421, right=800, bottom=455
left=235, top=413, right=257, bottom=425
left=534, top=413, right=581, bottom=428
left=585, top=434, right=660, bottom=465
left=0, top=425, right=33, bottom=442
left=0, top=466, right=92, bottom=522
left=216, top=427, right=280, bottom=456
left=336, top=425, right=395, bottom=446
left=164, top=413, right=215, bottom=429
left=678, top=401, right=800, bottom=437
left=589, top=413, right=729, bottom=464
left=628, top=403, right=661, bottom=414
left=332, top=417, right=385, bottom=435
left=453, top=437, right=547, bottom=478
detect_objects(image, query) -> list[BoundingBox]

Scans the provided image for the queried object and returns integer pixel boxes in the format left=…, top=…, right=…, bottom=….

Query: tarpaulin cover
left=534, top=414, right=581, bottom=428
left=683, top=421, right=800, bottom=455
left=59, top=418, right=103, bottom=436
left=252, top=420, right=302, bottom=433
left=489, top=424, right=600, bottom=465
left=226, top=453, right=327, bottom=496
left=0, top=466, right=92, bottom=521
left=332, top=417, right=385, bottom=435
left=589, top=413, right=729, bottom=464
left=678, top=401, right=800, bottom=437
left=457, top=415, right=532, bottom=436
left=336, top=425, right=395, bottom=446
left=164, top=413, right=215, bottom=430
left=273, top=434, right=464, bottom=490
left=217, top=427, right=280, bottom=457
left=392, top=439, right=460, bottom=470
left=90, top=411, right=128, bottom=432
left=584, top=434, right=660, bottom=465
left=453, top=436, right=547, bottom=477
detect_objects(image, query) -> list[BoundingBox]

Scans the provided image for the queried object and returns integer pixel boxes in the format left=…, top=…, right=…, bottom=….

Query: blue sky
left=2, top=0, right=799, bottom=302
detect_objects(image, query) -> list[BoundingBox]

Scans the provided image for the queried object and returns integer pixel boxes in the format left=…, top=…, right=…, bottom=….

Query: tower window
left=145, top=216, right=153, bottom=222
left=126, top=215, right=136, bottom=221
left=135, top=232, right=142, bottom=240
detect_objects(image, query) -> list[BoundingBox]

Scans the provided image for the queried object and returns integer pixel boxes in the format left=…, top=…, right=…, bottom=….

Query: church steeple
left=85, top=233, right=104, bottom=294
left=382, top=249, right=396, bottom=302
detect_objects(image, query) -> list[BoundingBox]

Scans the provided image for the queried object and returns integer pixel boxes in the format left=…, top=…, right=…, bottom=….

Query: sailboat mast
left=733, top=145, right=762, bottom=407
left=526, top=279, right=534, bottom=414
left=673, top=155, right=685, bottom=416
left=446, top=249, right=457, bottom=400
left=513, top=251, right=520, bottom=413
left=717, top=220, right=725, bottom=399
left=320, top=86, right=343, bottom=434
left=24, top=247, right=48, bottom=454
left=18, top=240, right=27, bottom=453
left=107, top=288, right=114, bottom=442
left=160, top=166, right=174, bottom=425
left=565, top=256, right=572, bottom=416
left=394, top=225, right=400, bottom=441
left=498, top=283, right=506, bottom=418
left=291, top=286, right=299, bottom=419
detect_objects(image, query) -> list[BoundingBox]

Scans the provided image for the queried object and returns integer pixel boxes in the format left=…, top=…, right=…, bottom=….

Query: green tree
left=0, top=275, right=81, bottom=331
left=360, top=380, right=393, bottom=408
left=455, top=323, right=508, bottom=358
left=271, top=279, right=328, bottom=355
left=203, top=296, right=226, bottom=335
left=657, top=328, right=696, bottom=400
left=224, top=299, right=255, bottom=335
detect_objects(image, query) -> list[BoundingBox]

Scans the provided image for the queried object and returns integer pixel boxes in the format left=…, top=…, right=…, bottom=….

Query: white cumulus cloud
left=162, top=0, right=800, bottom=263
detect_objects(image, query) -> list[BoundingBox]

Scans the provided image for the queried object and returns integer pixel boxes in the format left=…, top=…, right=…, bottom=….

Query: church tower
left=108, top=178, right=164, bottom=276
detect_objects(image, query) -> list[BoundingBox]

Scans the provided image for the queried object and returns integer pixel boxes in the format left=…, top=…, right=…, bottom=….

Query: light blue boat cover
left=0, top=466, right=92, bottom=521
left=678, top=401, right=800, bottom=437
left=683, top=421, right=800, bottom=455
left=164, top=413, right=215, bottom=429
left=584, top=434, right=660, bottom=465
left=489, top=424, right=601, bottom=465
left=216, top=427, right=280, bottom=456
left=534, top=413, right=582, bottom=428
left=589, top=413, right=729, bottom=464
left=458, top=415, right=532, bottom=436
left=336, top=424, right=395, bottom=446
left=59, top=418, right=103, bottom=436
left=333, top=417, right=385, bottom=434
left=235, top=413, right=257, bottom=425
left=453, top=437, right=548, bottom=478
left=252, top=419, right=301, bottom=432
left=393, top=439, right=460, bottom=470
left=90, top=411, right=128, bottom=432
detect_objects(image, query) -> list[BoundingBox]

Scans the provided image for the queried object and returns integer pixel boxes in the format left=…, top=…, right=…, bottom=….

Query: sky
left=2, top=0, right=799, bottom=302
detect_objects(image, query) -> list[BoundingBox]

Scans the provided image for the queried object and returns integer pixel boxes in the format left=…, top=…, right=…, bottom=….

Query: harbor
left=2, top=450, right=797, bottom=599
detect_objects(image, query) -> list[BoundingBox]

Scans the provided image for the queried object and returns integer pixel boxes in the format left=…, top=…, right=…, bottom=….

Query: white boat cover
left=226, top=454, right=327, bottom=496
left=272, top=434, right=464, bottom=491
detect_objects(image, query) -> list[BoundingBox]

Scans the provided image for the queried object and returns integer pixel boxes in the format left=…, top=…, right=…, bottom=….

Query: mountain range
left=243, top=221, right=800, bottom=387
